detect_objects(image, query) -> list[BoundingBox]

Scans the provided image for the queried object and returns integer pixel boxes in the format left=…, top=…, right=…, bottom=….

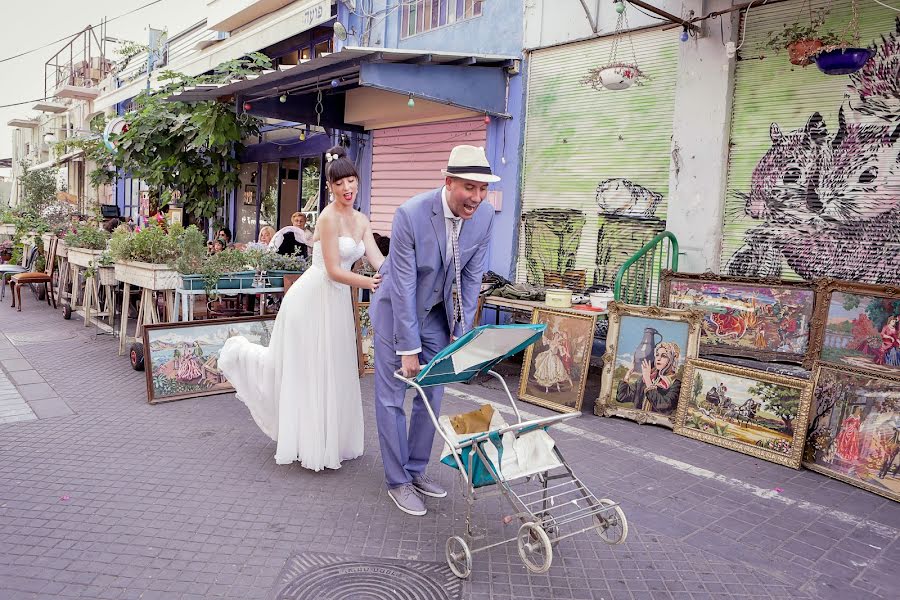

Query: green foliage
left=109, top=54, right=270, bottom=219
left=748, top=382, right=799, bottom=434
left=174, top=225, right=208, bottom=275
left=109, top=221, right=185, bottom=264
left=57, top=127, right=118, bottom=190
left=19, top=161, right=59, bottom=216
left=197, top=248, right=253, bottom=296
left=761, top=8, right=842, bottom=52
left=65, top=224, right=110, bottom=250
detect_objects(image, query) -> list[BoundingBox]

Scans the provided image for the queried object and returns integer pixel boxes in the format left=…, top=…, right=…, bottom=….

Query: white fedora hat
left=441, top=145, right=500, bottom=183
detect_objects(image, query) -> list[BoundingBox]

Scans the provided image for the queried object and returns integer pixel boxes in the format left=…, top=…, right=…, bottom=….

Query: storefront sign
left=300, top=0, right=331, bottom=31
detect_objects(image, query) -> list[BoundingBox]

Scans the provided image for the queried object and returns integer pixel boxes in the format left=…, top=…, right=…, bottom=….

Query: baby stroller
left=394, top=324, right=628, bottom=578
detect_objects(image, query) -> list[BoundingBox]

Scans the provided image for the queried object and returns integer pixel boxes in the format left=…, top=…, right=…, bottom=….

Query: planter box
left=57, top=239, right=68, bottom=258
left=181, top=270, right=256, bottom=291
left=98, top=266, right=117, bottom=286
left=267, top=270, right=304, bottom=287
left=41, top=233, right=52, bottom=253
left=67, top=247, right=103, bottom=269
left=0, top=223, right=15, bottom=236
left=114, top=260, right=179, bottom=290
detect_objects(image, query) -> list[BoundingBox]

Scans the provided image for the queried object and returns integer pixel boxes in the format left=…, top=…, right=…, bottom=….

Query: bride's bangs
left=326, top=158, right=358, bottom=184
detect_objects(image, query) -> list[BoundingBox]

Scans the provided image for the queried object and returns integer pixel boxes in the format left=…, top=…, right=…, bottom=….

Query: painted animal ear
left=769, top=123, right=783, bottom=143
left=806, top=112, right=829, bottom=145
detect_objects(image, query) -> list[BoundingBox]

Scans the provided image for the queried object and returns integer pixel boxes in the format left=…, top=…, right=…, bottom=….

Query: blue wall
left=337, top=0, right=527, bottom=282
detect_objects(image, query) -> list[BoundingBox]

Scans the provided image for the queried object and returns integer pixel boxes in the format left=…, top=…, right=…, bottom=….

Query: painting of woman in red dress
left=835, top=408, right=863, bottom=463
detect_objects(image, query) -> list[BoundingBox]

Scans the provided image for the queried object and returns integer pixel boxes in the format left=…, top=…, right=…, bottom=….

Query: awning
left=167, top=46, right=518, bottom=126
left=28, top=150, right=85, bottom=170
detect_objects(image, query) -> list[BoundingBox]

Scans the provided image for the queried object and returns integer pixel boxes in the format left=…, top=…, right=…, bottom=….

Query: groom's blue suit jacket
left=370, top=187, right=494, bottom=354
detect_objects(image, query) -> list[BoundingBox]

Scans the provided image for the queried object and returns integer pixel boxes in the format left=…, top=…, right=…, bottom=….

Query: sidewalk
left=1, top=301, right=898, bottom=600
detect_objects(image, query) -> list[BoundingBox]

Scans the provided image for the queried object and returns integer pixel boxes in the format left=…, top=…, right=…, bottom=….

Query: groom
left=369, top=145, right=498, bottom=516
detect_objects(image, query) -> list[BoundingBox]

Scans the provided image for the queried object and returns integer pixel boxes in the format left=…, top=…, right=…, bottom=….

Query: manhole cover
left=271, top=553, right=462, bottom=600
left=7, top=330, right=77, bottom=345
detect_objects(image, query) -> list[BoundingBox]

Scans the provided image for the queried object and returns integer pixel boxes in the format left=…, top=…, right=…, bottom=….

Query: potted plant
left=110, top=221, right=183, bottom=291
left=64, top=224, right=110, bottom=270
left=762, top=9, right=843, bottom=66
left=0, top=240, right=13, bottom=263
left=178, top=248, right=256, bottom=296
left=255, top=248, right=308, bottom=287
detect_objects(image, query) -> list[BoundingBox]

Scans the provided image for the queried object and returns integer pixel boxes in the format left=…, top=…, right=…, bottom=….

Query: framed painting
left=660, top=270, right=817, bottom=364
left=674, top=359, right=813, bottom=468
left=142, top=315, right=276, bottom=404
left=805, top=363, right=900, bottom=502
left=807, top=279, right=900, bottom=374
left=596, top=303, right=702, bottom=428
left=354, top=300, right=375, bottom=376
left=242, top=184, right=256, bottom=206
left=518, top=308, right=596, bottom=413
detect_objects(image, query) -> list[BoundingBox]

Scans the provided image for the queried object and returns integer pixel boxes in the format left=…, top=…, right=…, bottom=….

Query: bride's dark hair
left=324, top=145, right=358, bottom=184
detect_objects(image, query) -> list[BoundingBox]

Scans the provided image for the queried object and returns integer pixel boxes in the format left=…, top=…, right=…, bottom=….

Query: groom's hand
left=401, top=354, right=421, bottom=378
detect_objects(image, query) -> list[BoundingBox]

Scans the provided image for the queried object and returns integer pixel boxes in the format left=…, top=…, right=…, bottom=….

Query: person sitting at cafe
left=269, top=226, right=308, bottom=259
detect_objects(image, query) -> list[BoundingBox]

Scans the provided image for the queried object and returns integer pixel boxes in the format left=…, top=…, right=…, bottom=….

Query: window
left=400, top=0, right=483, bottom=39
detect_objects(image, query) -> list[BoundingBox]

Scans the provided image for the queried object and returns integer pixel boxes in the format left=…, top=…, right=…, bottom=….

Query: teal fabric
left=414, top=324, right=546, bottom=388
left=441, top=431, right=504, bottom=488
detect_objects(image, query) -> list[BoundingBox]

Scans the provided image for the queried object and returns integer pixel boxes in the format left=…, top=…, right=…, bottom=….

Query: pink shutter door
left=370, top=117, right=487, bottom=235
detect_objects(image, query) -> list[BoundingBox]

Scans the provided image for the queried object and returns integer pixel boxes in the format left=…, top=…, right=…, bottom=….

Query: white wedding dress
left=218, top=236, right=366, bottom=470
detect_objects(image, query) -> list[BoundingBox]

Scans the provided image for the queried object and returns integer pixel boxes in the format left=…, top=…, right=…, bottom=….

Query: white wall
left=524, top=0, right=740, bottom=273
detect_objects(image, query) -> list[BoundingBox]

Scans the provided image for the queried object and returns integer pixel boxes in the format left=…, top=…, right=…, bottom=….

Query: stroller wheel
left=517, top=522, right=553, bottom=574
left=593, top=498, right=628, bottom=545
left=445, top=536, right=472, bottom=579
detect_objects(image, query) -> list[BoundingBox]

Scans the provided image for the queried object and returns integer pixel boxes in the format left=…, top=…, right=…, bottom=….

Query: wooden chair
left=0, top=245, right=39, bottom=301
left=10, top=238, right=58, bottom=312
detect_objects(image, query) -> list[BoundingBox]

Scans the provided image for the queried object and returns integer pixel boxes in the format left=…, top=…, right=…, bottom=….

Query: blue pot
left=814, top=48, right=873, bottom=75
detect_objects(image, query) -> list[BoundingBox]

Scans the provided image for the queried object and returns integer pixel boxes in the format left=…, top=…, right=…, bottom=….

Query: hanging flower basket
left=582, top=63, right=648, bottom=92
left=814, top=47, right=873, bottom=75
left=786, top=39, right=824, bottom=66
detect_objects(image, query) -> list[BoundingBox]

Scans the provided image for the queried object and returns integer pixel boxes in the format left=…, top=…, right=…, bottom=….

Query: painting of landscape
left=674, top=359, right=812, bottom=468
left=812, top=285, right=900, bottom=377
left=143, top=316, right=276, bottom=403
left=661, top=272, right=815, bottom=363
left=805, top=364, right=900, bottom=502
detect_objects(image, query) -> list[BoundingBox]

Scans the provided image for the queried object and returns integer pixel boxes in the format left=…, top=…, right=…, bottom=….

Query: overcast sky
left=0, top=0, right=207, bottom=175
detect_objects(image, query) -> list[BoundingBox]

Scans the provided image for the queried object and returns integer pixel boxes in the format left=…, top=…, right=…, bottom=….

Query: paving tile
left=27, top=398, right=74, bottom=420
left=15, top=382, right=56, bottom=401
left=0, top=358, right=32, bottom=372
left=8, top=370, right=44, bottom=386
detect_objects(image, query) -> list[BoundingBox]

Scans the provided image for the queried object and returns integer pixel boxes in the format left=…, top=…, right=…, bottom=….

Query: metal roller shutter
left=722, top=0, right=900, bottom=284
left=370, top=117, right=487, bottom=235
left=519, top=28, right=679, bottom=292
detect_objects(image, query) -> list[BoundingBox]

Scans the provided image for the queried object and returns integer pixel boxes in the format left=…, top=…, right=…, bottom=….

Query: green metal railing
left=613, top=231, right=679, bottom=306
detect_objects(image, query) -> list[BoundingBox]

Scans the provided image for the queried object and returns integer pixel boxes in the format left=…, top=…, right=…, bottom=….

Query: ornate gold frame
left=659, top=270, right=817, bottom=365
left=806, top=278, right=900, bottom=371
left=595, top=302, right=703, bottom=428
left=518, top=307, right=596, bottom=414
left=804, top=362, right=900, bottom=502
left=352, top=299, right=375, bottom=377
left=673, top=358, right=813, bottom=469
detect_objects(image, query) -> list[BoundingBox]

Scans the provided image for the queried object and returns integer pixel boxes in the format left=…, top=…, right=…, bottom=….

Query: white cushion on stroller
left=439, top=410, right=563, bottom=482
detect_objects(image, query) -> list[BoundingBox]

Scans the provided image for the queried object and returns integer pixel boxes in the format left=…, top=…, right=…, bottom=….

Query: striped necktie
left=449, top=217, right=463, bottom=335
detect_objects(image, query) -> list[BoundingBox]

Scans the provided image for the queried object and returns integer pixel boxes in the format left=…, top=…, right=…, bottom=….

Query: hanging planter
left=581, top=5, right=649, bottom=93
left=584, top=63, right=648, bottom=91
left=814, top=47, right=873, bottom=75
left=786, top=39, right=824, bottom=66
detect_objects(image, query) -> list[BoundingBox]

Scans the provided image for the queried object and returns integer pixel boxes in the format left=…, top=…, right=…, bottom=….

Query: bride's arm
left=361, top=221, right=385, bottom=272
left=318, top=213, right=379, bottom=290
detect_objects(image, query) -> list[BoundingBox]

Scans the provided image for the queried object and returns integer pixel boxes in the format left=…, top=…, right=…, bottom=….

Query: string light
left=279, top=94, right=288, bottom=103
left=243, top=102, right=252, bottom=111
left=483, top=114, right=491, bottom=124
left=614, top=0, right=625, bottom=15
left=407, top=95, right=415, bottom=108
left=331, top=78, right=340, bottom=88
left=680, top=27, right=689, bottom=42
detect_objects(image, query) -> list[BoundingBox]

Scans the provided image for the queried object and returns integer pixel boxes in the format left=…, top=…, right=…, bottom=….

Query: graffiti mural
left=726, top=17, right=900, bottom=284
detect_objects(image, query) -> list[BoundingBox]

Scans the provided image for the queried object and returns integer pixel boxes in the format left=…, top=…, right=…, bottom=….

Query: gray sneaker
left=388, top=484, right=427, bottom=516
left=412, top=473, right=447, bottom=498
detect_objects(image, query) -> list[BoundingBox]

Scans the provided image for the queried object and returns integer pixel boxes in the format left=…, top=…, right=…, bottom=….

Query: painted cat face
left=743, top=113, right=829, bottom=223
left=814, top=111, right=900, bottom=224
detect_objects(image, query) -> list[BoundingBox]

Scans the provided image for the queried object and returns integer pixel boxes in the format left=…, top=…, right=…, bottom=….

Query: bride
left=219, top=145, right=384, bottom=470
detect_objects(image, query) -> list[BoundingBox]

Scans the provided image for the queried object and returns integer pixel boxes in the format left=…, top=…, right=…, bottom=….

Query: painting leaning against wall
left=805, top=363, right=900, bottom=502
left=723, top=9, right=900, bottom=285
